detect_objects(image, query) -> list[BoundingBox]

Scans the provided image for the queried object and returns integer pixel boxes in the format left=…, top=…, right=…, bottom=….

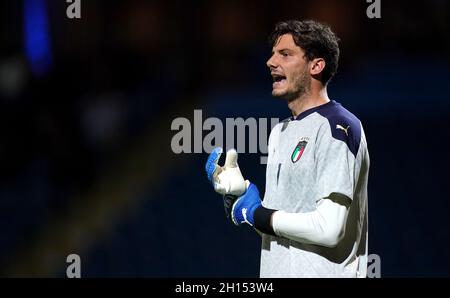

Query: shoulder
left=315, top=100, right=362, bottom=157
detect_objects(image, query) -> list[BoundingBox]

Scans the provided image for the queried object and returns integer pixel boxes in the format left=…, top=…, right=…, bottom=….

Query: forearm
left=254, top=198, right=349, bottom=247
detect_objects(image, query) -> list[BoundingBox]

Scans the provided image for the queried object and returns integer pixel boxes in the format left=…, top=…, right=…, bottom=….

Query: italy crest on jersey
left=291, top=138, right=309, bottom=163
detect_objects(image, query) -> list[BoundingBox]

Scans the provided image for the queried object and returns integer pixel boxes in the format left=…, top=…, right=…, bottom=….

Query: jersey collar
left=292, top=100, right=338, bottom=121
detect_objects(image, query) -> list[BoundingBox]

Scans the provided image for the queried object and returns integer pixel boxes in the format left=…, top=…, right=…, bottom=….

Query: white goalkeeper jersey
left=260, top=100, right=369, bottom=278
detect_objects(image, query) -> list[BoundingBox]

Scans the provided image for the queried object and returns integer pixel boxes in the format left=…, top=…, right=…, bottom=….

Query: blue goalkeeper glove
left=205, top=147, right=249, bottom=219
left=231, top=182, right=262, bottom=226
left=205, top=149, right=270, bottom=230
left=205, top=147, right=248, bottom=195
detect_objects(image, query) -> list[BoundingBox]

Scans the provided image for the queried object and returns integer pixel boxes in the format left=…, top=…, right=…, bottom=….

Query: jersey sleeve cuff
left=254, top=206, right=277, bottom=236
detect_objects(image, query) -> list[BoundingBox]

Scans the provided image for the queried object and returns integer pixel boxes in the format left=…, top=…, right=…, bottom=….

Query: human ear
left=310, top=58, right=325, bottom=76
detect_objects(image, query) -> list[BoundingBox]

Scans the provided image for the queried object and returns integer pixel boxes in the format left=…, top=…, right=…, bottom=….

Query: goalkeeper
left=205, top=20, right=370, bottom=278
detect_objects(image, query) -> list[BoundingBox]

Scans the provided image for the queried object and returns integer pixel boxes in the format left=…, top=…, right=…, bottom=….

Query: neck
left=288, top=87, right=330, bottom=118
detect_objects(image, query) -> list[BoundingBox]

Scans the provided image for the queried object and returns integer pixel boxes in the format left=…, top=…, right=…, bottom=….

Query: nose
left=266, top=54, right=277, bottom=70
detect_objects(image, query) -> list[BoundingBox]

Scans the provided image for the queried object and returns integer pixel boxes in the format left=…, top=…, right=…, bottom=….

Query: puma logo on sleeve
left=336, top=124, right=350, bottom=136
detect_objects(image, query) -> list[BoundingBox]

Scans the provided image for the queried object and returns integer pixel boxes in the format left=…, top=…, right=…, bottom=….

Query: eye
left=281, top=52, right=289, bottom=57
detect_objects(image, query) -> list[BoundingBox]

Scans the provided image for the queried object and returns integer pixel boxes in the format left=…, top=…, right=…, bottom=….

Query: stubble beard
left=273, top=68, right=311, bottom=103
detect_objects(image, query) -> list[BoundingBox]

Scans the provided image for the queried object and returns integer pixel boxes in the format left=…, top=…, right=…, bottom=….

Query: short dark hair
left=269, top=20, right=340, bottom=85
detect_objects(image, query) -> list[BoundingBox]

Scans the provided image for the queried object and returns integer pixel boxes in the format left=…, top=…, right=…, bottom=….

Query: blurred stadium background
left=0, top=0, right=449, bottom=277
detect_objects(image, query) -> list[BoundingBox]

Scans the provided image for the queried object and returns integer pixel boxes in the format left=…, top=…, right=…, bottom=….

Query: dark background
left=0, top=0, right=449, bottom=277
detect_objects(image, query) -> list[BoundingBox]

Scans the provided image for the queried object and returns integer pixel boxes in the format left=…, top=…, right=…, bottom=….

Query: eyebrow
left=272, top=48, right=293, bottom=54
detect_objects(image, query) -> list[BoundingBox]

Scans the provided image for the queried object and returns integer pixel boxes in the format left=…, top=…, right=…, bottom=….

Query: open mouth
left=272, top=74, right=287, bottom=88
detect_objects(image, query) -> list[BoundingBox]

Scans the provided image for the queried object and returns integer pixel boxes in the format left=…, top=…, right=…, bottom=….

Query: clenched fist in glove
left=205, top=147, right=274, bottom=233
left=205, top=147, right=250, bottom=219
left=205, top=147, right=249, bottom=196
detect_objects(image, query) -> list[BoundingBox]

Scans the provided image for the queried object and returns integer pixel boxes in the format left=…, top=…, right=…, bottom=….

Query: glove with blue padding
left=206, top=149, right=275, bottom=233
left=231, top=182, right=262, bottom=226
left=205, top=147, right=248, bottom=196
left=205, top=147, right=249, bottom=219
